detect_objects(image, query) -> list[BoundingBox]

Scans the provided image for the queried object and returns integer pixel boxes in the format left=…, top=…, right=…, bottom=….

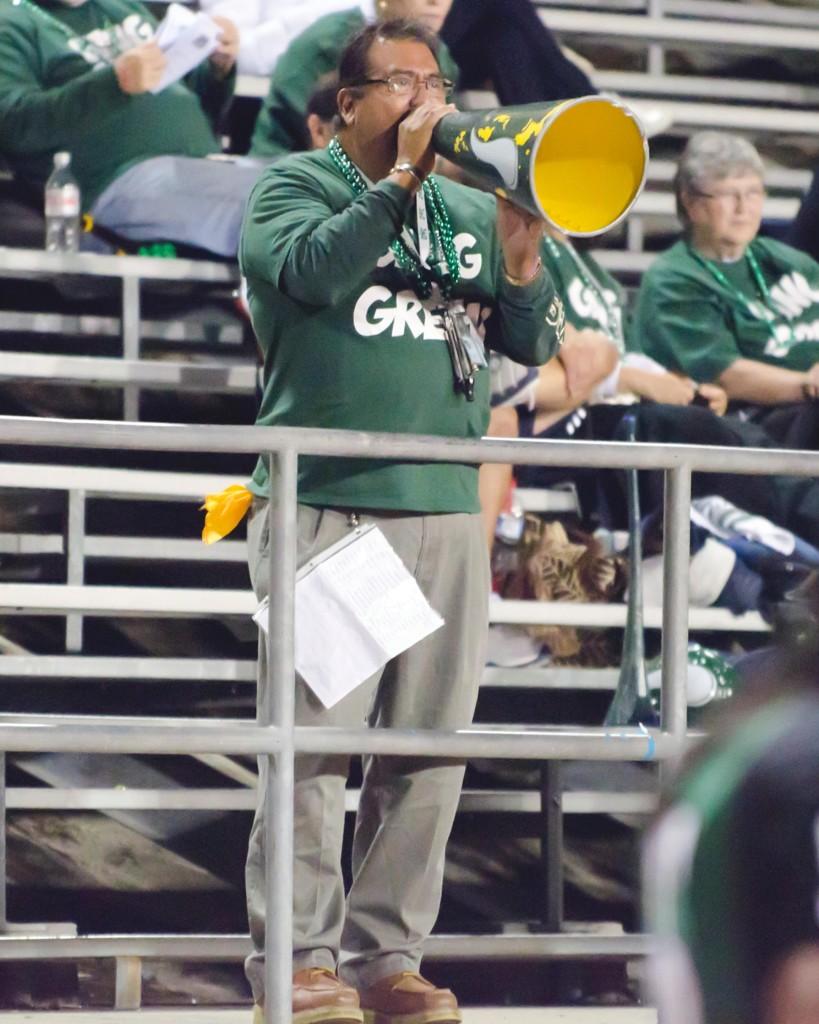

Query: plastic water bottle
left=495, top=482, right=525, bottom=544
left=44, top=152, right=81, bottom=252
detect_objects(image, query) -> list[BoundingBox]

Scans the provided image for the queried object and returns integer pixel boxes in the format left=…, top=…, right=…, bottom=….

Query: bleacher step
left=0, top=353, right=255, bottom=393
left=0, top=1009, right=657, bottom=1023
left=0, top=584, right=771, bottom=632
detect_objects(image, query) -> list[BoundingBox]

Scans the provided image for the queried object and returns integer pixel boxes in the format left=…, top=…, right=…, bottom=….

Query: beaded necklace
left=9, top=0, right=117, bottom=64
left=328, top=136, right=461, bottom=300
left=544, top=235, right=624, bottom=346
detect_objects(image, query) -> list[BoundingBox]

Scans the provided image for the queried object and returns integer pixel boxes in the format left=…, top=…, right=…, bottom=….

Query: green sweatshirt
left=634, top=236, right=819, bottom=382
left=249, top=6, right=460, bottom=158
left=0, top=0, right=235, bottom=207
left=240, top=147, right=562, bottom=512
left=644, top=695, right=819, bottom=1024
left=541, top=236, right=629, bottom=353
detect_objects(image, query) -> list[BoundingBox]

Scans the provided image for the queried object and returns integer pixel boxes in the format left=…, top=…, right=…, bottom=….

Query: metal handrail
left=1, top=414, right=817, bottom=1023
left=0, top=414, right=816, bottom=475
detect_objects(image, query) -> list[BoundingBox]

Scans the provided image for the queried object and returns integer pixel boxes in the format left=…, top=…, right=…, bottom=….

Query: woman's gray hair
left=674, top=132, right=765, bottom=227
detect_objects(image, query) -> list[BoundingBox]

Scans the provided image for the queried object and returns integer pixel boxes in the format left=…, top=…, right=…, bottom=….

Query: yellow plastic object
left=532, top=98, right=647, bottom=235
left=433, top=96, right=647, bottom=237
left=201, top=483, right=253, bottom=544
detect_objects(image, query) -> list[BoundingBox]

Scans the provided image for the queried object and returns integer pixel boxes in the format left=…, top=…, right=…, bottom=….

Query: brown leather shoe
left=359, top=971, right=462, bottom=1024
left=253, top=968, right=364, bottom=1024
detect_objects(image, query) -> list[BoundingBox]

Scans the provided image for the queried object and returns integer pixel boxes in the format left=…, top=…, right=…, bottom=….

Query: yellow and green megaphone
left=433, top=96, right=648, bottom=236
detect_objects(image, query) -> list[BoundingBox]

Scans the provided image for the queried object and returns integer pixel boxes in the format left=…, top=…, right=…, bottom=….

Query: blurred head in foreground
left=642, top=573, right=819, bottom=1024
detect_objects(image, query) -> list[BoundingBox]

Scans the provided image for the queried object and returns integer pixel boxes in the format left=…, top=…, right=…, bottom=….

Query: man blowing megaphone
left=236, top=16, right=648, bottom=1024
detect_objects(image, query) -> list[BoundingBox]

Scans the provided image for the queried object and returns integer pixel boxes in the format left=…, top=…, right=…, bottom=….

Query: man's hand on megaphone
left=395, top=101, right=456, bottom=181
left=497, top=196, right=544, bottom=286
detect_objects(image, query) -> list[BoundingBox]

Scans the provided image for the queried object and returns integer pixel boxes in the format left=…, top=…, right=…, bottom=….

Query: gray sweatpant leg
left=244, top=501, right=489, bottom=1003
left=90, top=155, right=265, bottom=258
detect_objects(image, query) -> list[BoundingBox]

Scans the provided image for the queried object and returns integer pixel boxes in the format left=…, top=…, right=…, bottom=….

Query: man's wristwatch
left=389, top=162, right=425, bottom=187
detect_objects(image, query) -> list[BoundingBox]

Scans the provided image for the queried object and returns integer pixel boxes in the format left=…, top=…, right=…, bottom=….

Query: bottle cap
left=53, top=152, right=71, bottom=169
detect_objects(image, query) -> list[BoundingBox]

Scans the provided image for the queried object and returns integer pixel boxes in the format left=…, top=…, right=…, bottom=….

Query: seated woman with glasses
left=494, top=224, right=819, bottom=548
left=634, top=132, right=819, bottom=451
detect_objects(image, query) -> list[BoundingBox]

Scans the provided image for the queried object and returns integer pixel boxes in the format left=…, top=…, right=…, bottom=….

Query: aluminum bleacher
left=2, top=418, right=815, bottom=1020
left=0, top=461, right=770, bottom=636
left=0, top=353, right=255, bottom=396
left=538, top=6, right=819, bottom=52
left=536, top=0, right=819, bottom=23
left=1, top=3, right=817, bottom=1013
left=0, top=248, right=247, bottom=420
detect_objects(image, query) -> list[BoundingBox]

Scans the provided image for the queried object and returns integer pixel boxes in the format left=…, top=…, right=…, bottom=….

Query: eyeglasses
left=354, top=72, right=454, bottom=97
left=693, top=186, right=767, bottom=205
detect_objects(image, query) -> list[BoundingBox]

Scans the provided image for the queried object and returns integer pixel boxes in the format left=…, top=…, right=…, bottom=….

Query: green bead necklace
left=328, top=136, right=461, bottom=300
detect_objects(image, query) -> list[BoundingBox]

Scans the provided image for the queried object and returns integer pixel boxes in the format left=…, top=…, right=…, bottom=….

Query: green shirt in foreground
left=249, top=6, right=460, bottom=158
left=634, top=236, right=819, bottom=383
left=644, top=694, right=819, bottom=1024
left=0, top=0, right=234, bottom=207
left=240, top=148, right=561, bottom=512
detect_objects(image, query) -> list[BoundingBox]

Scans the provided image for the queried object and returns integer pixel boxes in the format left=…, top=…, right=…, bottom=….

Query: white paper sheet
left=151, top=3, right=221, bottom=94
left=254, top=526, right=444, bottom=708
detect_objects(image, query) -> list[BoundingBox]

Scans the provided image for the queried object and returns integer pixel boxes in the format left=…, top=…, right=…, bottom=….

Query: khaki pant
left=244, top=501, right=489, bottom=1000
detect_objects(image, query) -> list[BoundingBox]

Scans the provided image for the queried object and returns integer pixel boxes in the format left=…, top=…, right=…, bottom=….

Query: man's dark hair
left=306, top=73, right=340, bottom=123
left=338, top=18, right=440, bottom=91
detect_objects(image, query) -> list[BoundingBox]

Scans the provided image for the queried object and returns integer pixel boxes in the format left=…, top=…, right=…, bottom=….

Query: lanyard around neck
left=688, top=243, right=800, bottom=357
left=689, top=243, right=773, bottom=317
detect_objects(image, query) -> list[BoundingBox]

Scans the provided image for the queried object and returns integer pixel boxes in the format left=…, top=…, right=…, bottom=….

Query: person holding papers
left=239, top=18, right=564, bottom=1024
left=0, top=0, right=258, bottom=256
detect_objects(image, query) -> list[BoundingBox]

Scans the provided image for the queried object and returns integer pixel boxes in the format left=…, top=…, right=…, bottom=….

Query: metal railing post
left=660, top=464, right=692, bottom=754
left=65, top=489, right=86, bottom=651
left=0, top=753, right=6, bottom=929
left=538, top=761, right=563, bottom=932
left=264, top=447, right=298, bottom=1024
left=647, top=0, right=665, bottom=75
left=121, top=276, right=141, bottom=422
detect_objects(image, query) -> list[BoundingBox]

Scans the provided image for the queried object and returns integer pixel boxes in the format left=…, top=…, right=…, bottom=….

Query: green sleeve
left=437, top=42, right=460, bottom=87
left=634, top=270, right=742, bottom=382
left=488, top=270, right=562, bottom=367
left=240, top=163, right=414, bottom=305
left=762, top=236, right=819, bottom=285
left=0, top=15, right=129, bottom=156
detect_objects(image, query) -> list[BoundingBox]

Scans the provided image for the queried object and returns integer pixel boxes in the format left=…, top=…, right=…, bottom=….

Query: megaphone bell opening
left=531, top=97, right=647, bottom=236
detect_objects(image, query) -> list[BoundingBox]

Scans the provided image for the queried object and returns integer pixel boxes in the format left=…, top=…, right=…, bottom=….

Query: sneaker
left=486, top=622, right=543, bottom=667
left=358, top=971, right=462, bottom=1024
left=253, top=968, right=364, bottom=1024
